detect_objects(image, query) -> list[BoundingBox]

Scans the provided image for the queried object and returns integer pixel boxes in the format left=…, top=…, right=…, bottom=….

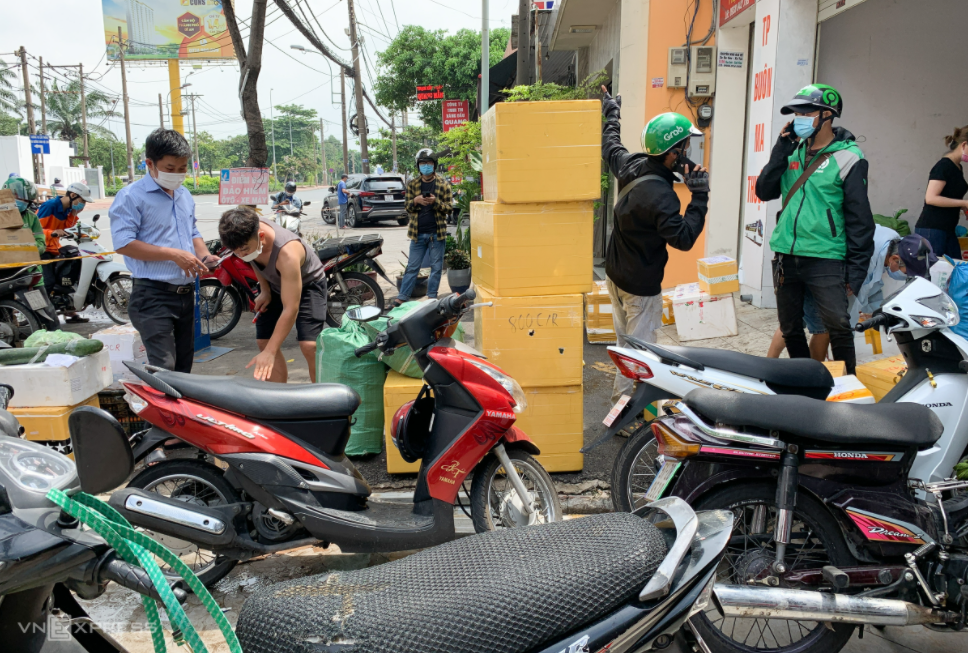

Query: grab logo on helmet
left=664, top=126, right=685, bottom=142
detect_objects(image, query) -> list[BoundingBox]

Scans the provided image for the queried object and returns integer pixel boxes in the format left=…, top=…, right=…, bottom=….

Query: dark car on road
left=321, top=174, right=408, bottom=228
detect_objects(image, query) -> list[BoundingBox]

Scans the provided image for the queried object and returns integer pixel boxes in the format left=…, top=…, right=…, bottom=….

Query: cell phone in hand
left=422, top=192, right=432, bottom=198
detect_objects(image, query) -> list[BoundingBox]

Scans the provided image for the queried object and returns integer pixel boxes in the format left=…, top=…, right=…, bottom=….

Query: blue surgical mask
left=72, top=201, right=85, bottom=213
left=15, top=199, right=28, bottom=213
left=793, top=116, right=817, bottom=139
left=419, top=164, right=434, bottom=176
left=887, top=267, right=908, bottom=281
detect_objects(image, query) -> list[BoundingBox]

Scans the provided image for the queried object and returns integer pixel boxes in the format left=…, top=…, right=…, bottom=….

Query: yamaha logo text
left=485, top=410, right=515, bottom=420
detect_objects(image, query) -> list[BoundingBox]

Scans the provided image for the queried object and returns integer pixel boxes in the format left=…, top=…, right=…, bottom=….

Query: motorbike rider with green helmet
left=601, top=85, right=709, bottom=404
left=755, top=83, right=874, bottom=374
left=1, top=177, right=59, bottom=330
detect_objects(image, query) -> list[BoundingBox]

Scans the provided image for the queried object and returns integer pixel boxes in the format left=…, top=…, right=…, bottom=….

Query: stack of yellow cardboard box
left=855, top=355, right=907, bottom=401
left=0, top=188, right=41, bottom=267
left=469, top=99, right=600, bottom=472
left=584, top=280, right=615, bottom=344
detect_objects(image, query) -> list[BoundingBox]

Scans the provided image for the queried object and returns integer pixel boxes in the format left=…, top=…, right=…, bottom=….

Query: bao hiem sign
left=416, top=85, right=444, bottom=102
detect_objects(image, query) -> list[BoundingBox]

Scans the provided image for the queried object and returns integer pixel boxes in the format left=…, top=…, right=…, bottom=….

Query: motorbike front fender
left=581, top=383, right=679, bottom=453
left=95, top=261, right=130, bottom=284
left=502, top=425, right=540, bottom=456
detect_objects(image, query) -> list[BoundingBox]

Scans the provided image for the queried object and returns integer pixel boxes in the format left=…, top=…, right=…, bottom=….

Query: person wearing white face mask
left=110, top=128, right=217, bottom=372
left=36, top=181, right=93, bottom=323
left=218, top=207, right=327, bottom=383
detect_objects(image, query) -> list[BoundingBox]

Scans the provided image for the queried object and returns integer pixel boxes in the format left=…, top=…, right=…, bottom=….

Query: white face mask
left=153, top=169, right=187, bottom=191
left=236, top=238, right=263, bottom=262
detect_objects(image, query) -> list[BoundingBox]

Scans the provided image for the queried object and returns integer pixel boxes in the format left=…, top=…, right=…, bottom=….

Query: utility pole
left=118, top=28, right=135, bottom=184
left=535, top=12, right=543, bottom=83
left=516, top=0, right=530, bottom=86
left=288, top=114, right=293, bottom=156
left=79, top=62, right=89, bottom=167
left=346, top=0, right=369, bottom=173
left=481, top=0, right=489, bottom=115
left=270, top=88, right=277, bottom=178
left=340, top=69, right=349, bottom=175
left=17, top=47, right=41, bottom=184
left=38, top=57, right=47, bottom=135
left=391, top=112, right=398, bottom=173
left=158, top=94, right=165, bottom=128
left=187, top=95, right=200, bottom=189
left=320, top=118, right=327, bottom=185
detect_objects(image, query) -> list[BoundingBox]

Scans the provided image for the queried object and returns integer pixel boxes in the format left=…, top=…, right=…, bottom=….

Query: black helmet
left=285, top=181, right=296, bottom=194
left=781, top=84, right=843, bottom=117
left=415, top=148, right=438, bottom=166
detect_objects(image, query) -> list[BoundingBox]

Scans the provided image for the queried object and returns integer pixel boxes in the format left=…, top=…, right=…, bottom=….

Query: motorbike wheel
left=127, top=459, right=239, bottom=588
left=101, top=275, right=133, bottom=324
left=470, top=448, right=562, bottom=533
left=198, top=279, right=243, bottom=339
left=610, top=422, right=659, bottom=512
left=326, top=271, right=385, bottom=328
left=346, top=204, right=360, bottom=228
left=0, top=299, right=40, bottom=347
left=691, top=483, right=856, bottom=653
left=322, top=206, right=336, bottom=225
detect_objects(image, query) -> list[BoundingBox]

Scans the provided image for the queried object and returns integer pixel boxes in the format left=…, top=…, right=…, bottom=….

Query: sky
left=2, top=0, right=519, bottom=149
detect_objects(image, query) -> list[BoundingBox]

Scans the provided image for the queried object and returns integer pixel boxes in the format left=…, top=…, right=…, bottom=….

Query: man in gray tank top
left=219, top=207, right=328, bottom=383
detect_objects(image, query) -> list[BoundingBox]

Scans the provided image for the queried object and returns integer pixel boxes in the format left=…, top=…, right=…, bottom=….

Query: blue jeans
left=802, top=289, right=826, bottom=335
left=399, top=233, right=445, bottom=300
left=915, top=227, right=960, bottom=260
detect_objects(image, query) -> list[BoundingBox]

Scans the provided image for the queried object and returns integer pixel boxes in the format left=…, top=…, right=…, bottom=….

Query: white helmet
left=66, top=182, right=92, bottom=202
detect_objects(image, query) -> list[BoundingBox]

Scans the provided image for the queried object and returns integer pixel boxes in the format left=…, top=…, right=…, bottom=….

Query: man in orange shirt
left=36, top=181, right=93, bottom=323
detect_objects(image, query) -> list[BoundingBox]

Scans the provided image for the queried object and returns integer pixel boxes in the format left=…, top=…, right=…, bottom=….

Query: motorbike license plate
left=23, top=289, right=47, bottom=311
left=603, top=394, right=632, bottom=427
left=384, top=195, right=394, bottom=202
left=644, top=460, right=681, bottom=503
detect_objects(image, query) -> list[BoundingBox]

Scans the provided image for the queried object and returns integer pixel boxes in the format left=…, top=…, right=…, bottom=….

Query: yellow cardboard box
left=697, top=256, right=740, bottom=295
left=481, top=100, right=601, bottom=204
left=822, top=361, right=846, bottom=378
left=515, top=385, right=584, bottom=472
left=471, top=200, right=593, bottom=297
left=11, top=395, right=101, bottom=458
left=959, top=236, right=968, bottom=260
left=474, top=287, right=584, bottom=387
left=585, top=280, right=615, bottom=344
left=662, top=289, right=676, bottom=326
left=0, top=189, right=24, bottom=229
left=383, top=370, right=424, bottom=474
left=0, top=227, right=40, bottom=266
left=855, top=355, right=907, bottom=401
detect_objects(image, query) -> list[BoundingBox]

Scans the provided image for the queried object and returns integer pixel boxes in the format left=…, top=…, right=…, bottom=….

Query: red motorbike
left=115, top=289, right=561, bottom=586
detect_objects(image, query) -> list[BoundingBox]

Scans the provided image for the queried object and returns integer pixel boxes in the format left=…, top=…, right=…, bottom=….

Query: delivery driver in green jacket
left=756, top=84, right=874, bottom=374
left=601, top=86, right=709, bottom=404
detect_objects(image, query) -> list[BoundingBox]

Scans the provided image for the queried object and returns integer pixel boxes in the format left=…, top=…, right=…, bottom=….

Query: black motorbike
left=0, top=384, right=189, bottom=652
left=0, top=265, right=54, bottom=345
left=315, top=233, right=391, bottom=327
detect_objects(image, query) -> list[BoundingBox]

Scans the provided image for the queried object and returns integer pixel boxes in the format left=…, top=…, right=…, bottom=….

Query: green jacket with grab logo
left=756, top=126, right=875, bottom=292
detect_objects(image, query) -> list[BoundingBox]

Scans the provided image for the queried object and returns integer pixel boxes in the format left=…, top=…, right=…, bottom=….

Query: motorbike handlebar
left=99, top=557, right=187, bottom=604
left=354, top=341, right=380, bottom=358
left=854, top=312, right=892, bottom=332
left=439, top=288, right=477, bottom=318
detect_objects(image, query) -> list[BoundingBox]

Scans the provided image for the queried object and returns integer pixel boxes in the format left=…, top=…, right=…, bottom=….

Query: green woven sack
left=873, top=208, right=912, bottom=237
left=362, top=301, right=465, bottom=378
left=315, top=315, right=387, bottom=456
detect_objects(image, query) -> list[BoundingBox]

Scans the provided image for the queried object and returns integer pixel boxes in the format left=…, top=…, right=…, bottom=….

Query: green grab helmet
left=641, top=112, right=702, bottom=156
left=781, top=84, right=843, bottom=117
left=1, top=176, right=38, bottom=213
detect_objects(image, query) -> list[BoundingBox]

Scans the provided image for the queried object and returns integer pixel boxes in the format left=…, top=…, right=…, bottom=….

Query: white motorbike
left=595, top=276, right=968, bottom=511
left=52, top=214, right=131, bottom=324
left=270, top=194, right=311, bottom=237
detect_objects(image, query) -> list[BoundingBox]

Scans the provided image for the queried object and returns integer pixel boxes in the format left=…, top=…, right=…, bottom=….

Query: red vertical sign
left=442, top=99, right=470, bottom=133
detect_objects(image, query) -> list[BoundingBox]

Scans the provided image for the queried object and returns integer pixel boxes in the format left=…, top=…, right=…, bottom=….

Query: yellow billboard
left=102, top=0, right=236, bottom=61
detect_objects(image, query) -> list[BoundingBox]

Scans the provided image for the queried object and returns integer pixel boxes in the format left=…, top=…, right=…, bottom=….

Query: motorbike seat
left=639, top=342, right=834, bottom=400
left=153, top=371, right=360, bottom=420
left=237, top=512, right=667, bottom=653
left=683, top=388, right=943, bottom=449
left=316, top=234, right=383, bottom=262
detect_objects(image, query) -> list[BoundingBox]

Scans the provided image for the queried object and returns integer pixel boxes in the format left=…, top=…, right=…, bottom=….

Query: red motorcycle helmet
left=391, top=386, right=434, bottom=463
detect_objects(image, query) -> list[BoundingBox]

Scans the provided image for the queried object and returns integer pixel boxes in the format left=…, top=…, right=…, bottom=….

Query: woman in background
left=914, top=126, right=968, bottom=259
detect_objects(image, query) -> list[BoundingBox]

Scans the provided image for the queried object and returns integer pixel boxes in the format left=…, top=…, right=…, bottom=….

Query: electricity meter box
left=667, top=46, right=717, bottom=97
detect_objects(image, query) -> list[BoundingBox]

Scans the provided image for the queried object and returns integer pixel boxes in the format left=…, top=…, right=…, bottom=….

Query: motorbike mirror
left=92, top=214, right=100, bottom=222
left=303, top=201, right=311, bottom=206
left=329, top=187, right=335, bottom=192
left=68, top=406, right=134, bottom=495
left=346, top=305, right=382, bottom=323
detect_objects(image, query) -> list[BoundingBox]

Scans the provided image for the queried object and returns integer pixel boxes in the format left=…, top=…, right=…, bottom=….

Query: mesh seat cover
left=237, top=513, right=667, bottom=653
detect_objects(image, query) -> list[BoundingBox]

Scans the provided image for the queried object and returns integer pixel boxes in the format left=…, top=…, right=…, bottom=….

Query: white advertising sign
left=218, top=168, right=271, bottom=206
left=738, top=0, right=780, bottom=290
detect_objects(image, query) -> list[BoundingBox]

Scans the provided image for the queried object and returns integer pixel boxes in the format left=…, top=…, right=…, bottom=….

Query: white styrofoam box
left=672, top=283, right=738, bottom=341
left=5, top=349, right=111, bottom=407
left=91, top=324, right=148, bottom=384
left=826, top=374, right=875, bottom=404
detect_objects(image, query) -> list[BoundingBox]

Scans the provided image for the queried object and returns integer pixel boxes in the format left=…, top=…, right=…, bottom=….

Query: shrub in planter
left=446, top=249, right=472, bottom=294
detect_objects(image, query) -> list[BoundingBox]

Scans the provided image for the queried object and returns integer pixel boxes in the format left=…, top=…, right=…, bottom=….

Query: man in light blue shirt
left=336, top=173, right=349, bottom=228
left=110, top=128, right=216, bottom=372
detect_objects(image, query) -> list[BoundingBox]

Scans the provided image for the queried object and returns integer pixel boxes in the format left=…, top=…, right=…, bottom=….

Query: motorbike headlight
left=916, top=293, right=960, bottom=327
left=466, top=358, right=528, bottom=413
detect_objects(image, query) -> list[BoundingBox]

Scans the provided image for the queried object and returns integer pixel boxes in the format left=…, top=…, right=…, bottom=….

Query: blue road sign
left=29, top=135, right=50, bottom=154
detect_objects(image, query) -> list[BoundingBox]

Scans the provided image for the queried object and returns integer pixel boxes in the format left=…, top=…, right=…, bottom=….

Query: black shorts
left=255, top=279, right=328, bottom=342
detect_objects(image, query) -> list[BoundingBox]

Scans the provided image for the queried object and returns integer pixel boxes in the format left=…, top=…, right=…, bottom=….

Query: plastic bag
left=24, top=329, right=85, bottom=348
left=946, top=257, right=968, bottom=341
left=362, top=301, right=465, bottom=378
left=315, top=315, right=387, bottom=456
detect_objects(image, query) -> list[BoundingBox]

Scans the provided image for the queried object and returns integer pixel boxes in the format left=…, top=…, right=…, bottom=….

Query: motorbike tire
left=101, top=274, right=133, bottom=325
left=690, top=482, right=856, bottom=653
left=0, top=299, right=41, bottom=347
left=199, top=279, right=243, bottom=339
left=346, top=204, right=360, bottom=228
left=610, top=422, right=659, bottom=513
left=470, top=448, right=562, bottom=533
left=127, top=459, right=240, bottom=588
left=326, top=271, right=384, bottom=328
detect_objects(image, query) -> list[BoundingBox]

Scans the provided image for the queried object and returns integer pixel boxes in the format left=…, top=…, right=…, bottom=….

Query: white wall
left=817, top=0, right=968, bottom=227
left=0, top=135, right=73, bottom=187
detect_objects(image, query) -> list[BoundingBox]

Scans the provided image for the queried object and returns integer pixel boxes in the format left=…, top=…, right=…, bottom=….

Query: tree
left=44, top=79, right=117, bottom=146
left=0, top=60, right=18, bottom=116
left=368, top=125, right=439, bottom=174
left=87, top=134, right=124, bottom=174
left=374, top=27, right=510, bottom=131
left=0, top=111, right=21, bottom=136
left=222, top=0, right=269, bottom=169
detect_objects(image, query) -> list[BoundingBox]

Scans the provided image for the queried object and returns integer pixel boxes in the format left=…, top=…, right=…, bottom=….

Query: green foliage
left=503, top=70, right=610, bottom=103
left=439, top=120, right=481, bottom=183
left=367, top=125, right=440, bottom=173
left=44, top=79, right=117, bottom=145
left=445, top=248, right=470, bottom=271
left=374, top=26, right=510, bottom=131
left=444, top=234, right=457, bottom=253
left=0, top=60, right=20, bottom=116
left=0, top=111, right=22, bottom=136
